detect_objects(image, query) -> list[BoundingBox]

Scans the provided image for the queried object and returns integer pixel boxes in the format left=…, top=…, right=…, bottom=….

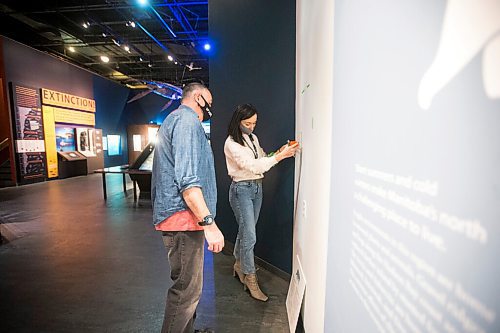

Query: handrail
left=0, top=137, right=9, bottom=152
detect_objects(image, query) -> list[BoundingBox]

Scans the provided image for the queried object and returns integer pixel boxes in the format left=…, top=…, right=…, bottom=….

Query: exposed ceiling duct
left=0, top=0, right=210, bottom=87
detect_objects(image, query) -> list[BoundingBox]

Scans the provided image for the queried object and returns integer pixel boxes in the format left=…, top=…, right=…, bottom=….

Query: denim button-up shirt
left=151, top=105, right=217, bottom=226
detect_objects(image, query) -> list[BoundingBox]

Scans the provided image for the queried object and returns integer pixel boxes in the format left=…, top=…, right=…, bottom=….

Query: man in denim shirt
left=152, top=82, right=224, bottom=333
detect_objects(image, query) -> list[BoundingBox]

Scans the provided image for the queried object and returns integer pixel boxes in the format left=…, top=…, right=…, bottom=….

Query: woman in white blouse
left=224, top=103, right=298, bottom=301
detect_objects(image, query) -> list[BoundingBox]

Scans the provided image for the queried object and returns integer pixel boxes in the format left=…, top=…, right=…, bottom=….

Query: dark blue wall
left=92, top=76, right=130, bottom=166
left=123, top=91, right=180, bottom=126
left=209, top=0, right=296, bottom=273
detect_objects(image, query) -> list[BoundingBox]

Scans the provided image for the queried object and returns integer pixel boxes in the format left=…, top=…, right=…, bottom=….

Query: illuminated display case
left=106, top=134, right=121, bottom=156
left=126, top=124, right=159, bottom=164
left=55, top=126, right=76, bottom=152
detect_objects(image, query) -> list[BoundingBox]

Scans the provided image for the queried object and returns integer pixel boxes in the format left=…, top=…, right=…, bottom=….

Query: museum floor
left=0, top=174, right=293, bottom=333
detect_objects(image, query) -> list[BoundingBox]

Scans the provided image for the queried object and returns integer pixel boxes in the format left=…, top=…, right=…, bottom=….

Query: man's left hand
left=203, top=223, right=225, bottom=253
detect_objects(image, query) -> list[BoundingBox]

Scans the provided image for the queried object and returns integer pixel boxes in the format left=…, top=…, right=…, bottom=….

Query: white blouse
left=224, top=133, right=278, bottom=182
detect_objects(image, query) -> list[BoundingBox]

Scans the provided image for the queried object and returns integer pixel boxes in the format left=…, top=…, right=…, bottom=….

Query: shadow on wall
left=418, top=0, right=500, bottom=109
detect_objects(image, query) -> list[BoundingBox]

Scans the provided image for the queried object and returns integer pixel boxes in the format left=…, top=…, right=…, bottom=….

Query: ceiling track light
left=100, top=55, right=110, bottom=63
left=167, top=55, right=174, bottom=61
left=82, top=21, right=90, bottom=29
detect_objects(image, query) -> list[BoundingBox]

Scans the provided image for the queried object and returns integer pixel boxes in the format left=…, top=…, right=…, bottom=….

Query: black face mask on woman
left=198, top=95, right=212, bottom=121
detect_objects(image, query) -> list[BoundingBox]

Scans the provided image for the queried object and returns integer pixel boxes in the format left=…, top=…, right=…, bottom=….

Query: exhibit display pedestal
left=94, top=165, right=151, bottom=202
left=57, top=151, right=87, bottom=179
left=129, top=174, right=151, bottom=200
left=125, top=125, right=158, bottom=200
left=129, top=142, right=154, bottom=200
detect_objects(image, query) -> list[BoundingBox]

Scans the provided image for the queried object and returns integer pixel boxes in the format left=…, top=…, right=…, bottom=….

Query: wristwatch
left=198, top=214, right=215, bottom=226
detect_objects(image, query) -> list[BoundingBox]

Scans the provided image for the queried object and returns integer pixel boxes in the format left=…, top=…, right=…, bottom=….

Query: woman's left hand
left=278, top=144, right=287, bottom=153
left=275, top=142, right=299, bottom=161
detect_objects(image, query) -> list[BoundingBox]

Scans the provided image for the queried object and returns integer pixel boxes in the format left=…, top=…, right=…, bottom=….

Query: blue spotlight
left=203, top=43, right=211, bottom=51
left=137, top=0, right=149, bottom=7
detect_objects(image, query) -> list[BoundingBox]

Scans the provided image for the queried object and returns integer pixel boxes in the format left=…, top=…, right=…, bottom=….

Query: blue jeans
left=229, top=180, right=263, bottom=274
left=161, top=231, right=205, bottom=333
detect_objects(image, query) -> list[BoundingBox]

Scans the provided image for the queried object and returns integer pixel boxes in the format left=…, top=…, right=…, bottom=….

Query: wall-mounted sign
left=107, top=134, right=121, bottom=156
left=42, top=105, right=58, bottom=178
left=95, top=129, right=103, bottom=154
left=41, top=88, right=96, bottom=112
left=10, top=83, right=47, bottom=183
left=133, top=134, right=142, bottom=152
left=53, top=106, right=95, bottom=126
left=15, top=139, right=45, bottom=153
left=102, top=136, right=108, bottom=151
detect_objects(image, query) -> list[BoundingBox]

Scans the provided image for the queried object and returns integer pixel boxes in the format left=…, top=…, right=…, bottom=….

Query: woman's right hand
left=275, top=142, right=299, bottom=162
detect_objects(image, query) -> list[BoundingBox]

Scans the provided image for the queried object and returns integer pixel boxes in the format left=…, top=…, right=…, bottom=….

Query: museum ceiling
left=0, top=0, right=210, bottom=88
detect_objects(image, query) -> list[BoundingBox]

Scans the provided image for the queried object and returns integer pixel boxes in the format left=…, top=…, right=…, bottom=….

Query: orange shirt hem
left=155, top=210, right=204, bottom=232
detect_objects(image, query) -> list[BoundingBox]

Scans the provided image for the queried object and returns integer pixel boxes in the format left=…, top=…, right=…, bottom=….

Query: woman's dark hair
left=227, top=103, right=258, bottom=145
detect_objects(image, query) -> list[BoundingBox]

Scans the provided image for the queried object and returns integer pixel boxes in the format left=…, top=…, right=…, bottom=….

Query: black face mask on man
left=197, top=95, right=212, bottom=121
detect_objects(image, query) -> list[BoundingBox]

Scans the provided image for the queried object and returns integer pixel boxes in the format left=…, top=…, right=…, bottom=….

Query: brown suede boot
left=233, top=260, right=245, bottom=284
left=243, top=273, right=268, bottom=302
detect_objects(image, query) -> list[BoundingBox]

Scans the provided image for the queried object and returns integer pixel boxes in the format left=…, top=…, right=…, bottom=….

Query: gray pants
left=161, top=231, right=205, bottom=333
